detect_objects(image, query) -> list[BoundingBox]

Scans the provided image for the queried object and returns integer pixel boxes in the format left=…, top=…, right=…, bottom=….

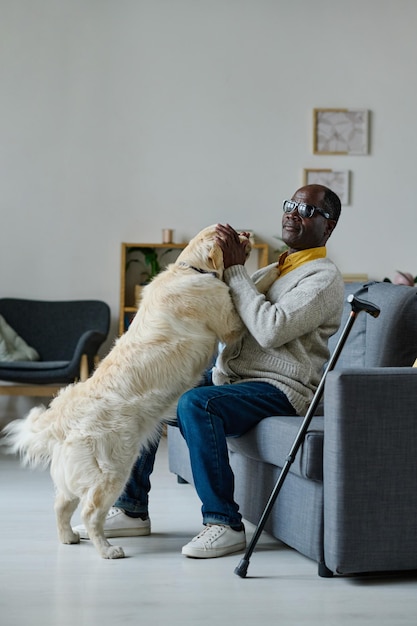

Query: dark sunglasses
left=283, top=200, right=330, bottom=220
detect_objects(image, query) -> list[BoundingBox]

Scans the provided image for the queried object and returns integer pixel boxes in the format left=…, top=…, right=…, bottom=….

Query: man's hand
left=215, top=224, right=250, bottom=269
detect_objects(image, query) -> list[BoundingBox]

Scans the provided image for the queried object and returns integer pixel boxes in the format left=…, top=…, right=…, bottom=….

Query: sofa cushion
left=0, top=361, right=69, bottom=371
left=0, top=315, right=40, bottom=362
left=227, top=415, right=324, bottom=481
left=329, top=282, right=417, bottom=369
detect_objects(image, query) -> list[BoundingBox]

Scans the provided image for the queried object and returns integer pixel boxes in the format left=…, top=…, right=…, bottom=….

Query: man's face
left=281, top=186, right=335, bottom=252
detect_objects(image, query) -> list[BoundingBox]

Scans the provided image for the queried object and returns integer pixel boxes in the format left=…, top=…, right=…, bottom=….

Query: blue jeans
left=115, top=376, right=296, bottom=525
left=115, top=434, right=161, bottom=515
left=176, top=377, right=296, bottom=527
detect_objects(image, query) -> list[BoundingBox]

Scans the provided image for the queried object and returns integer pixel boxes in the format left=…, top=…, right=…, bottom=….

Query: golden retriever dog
left=2, top=225, right=277, bottom=560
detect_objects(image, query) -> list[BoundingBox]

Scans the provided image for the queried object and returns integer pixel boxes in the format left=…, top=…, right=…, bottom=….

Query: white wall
left=1, top=0, right=416, bottom=342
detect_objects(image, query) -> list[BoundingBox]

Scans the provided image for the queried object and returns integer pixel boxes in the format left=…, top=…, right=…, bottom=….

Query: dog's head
left=175, top=225, right=252, bottom=280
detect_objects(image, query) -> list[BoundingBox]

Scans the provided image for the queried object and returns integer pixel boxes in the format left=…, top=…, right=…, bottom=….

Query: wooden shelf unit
left=119, top=241, right=269, bottom=335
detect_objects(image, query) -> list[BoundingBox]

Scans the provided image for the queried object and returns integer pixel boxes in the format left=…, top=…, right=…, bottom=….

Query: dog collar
left=178, top=262, right=218, bottom=278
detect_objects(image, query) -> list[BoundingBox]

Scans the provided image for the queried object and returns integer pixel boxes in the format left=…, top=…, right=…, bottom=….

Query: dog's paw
left=254, top=265, right=279, bottom=294
left=103, top=545, right=125, bottom=559
left=61, top=529, right=80, bottom=545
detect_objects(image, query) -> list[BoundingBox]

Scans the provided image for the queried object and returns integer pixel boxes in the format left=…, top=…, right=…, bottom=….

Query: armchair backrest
left=0, top=298, right=110, bottom=361
left=328, top=282, right=417, bottom=370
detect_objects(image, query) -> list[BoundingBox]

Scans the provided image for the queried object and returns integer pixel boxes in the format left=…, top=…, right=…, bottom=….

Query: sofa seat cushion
left=0, top=360, right=75, bottom=383
left=227, top=415, right=324, bottom=481
left=0, top=361, right=69, bottom=371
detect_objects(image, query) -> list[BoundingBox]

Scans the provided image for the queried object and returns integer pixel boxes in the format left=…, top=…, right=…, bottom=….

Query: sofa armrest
left=322, top=367, right=417, bottom=575
left=69, top=330, right=109, bottom=374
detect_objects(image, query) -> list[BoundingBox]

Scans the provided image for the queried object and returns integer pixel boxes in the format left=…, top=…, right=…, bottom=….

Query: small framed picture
left=313, top=108, right=369, bottom=155
left=303, top=168, right=350, bottom=204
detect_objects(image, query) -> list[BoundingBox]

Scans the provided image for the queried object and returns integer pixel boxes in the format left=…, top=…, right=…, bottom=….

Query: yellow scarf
left=278, top=247, right=327, bottom=278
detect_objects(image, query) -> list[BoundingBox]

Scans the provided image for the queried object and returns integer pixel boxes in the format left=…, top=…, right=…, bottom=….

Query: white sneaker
left=73, top=507, right=151, bottom=539
left=182, top=524, right=246, bottom=558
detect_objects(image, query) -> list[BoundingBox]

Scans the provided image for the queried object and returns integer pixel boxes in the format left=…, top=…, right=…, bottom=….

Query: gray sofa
left=167, top=281, right=417, bottom=577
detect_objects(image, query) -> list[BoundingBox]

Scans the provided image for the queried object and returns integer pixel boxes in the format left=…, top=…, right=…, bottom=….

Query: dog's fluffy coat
left=2, top=225, right=258, bottom=559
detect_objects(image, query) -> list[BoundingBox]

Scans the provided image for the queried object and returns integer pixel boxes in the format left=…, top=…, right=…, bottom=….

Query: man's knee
left=177, top=386, right=214, bottom=438
left=177, top=387, right=202, bottom=423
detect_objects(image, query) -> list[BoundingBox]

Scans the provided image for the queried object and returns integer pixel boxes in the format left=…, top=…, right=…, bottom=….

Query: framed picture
left=303, top=168, right=350, bottom=204
left=313, top=108, right=369, bottom=155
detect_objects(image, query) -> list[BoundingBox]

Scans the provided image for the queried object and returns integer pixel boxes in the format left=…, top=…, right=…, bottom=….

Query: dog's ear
left=208, top=243, right=224, bottom=271
left=238, top=234, right=252, bottom=260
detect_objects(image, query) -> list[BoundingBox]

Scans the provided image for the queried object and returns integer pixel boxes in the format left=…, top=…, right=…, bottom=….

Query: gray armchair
left=167, top=281, right=417, bottom=577
left=0, top=298, right=110, bottom=397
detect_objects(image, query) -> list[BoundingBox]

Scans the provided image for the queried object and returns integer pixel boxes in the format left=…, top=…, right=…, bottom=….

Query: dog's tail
left=1, top=405, right=55, bottom=468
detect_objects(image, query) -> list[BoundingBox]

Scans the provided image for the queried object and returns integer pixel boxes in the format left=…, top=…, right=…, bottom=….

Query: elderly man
left=74, top=184, right=344, bottom=559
